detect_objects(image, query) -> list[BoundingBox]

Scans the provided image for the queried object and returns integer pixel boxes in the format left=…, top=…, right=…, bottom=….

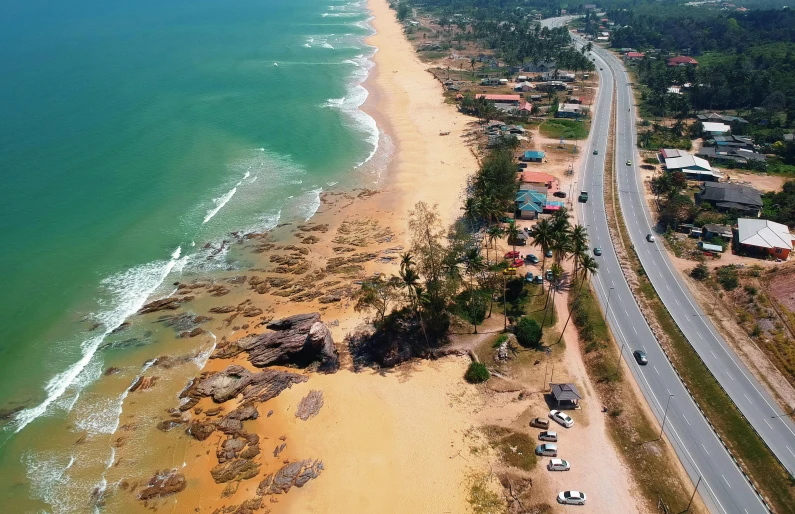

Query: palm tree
left=556, top=254, right=599, bottom=345
left=569, top=224, right=589, bottom=275
left=486, top=224, right=504, bottom=265
left=506, top=220, right=520, bottom=255
left=398, top=253, right=420, bottom=311
left=462, top=197, right=479, bottom=230
left=464, top=248, right=486, bottom=333
left=541, top=263, right=564, bottom=329
left=529, top=218, right=554, bottom=290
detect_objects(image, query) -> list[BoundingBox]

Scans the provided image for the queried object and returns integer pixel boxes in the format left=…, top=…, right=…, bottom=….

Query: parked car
left=633, top=350, right=648, bottom=365
left=512, top=258, right=525, bottom=267
left=534, top=274, right=544, bottom=284
left=545, top=269, right=553, bottom=281
left=504, top=251, right=520, bottom=259
left=547, top=458, right=571, bottom=471
left=538, top=430, right=558, bottom=442
left=593, top=247, right=602, bottom=256
left=530, top=417, right=550, bottom=429
left=646, top=233, right=655, bottom=242
left=545, top=249, right=553, bottom=258
left=503, top=267, right=517, bottom=276
left=526, top=254, right=539, bottom=264
left=517, top=162, right=528, bottom=169
left=550, top=409, right=574, bottom=428
left=535, top=443, right=558, bottom=457
left=558, top=491, right=587, bottom=505
left=525, top=271, right=534, bottom=283
left=553, top=191, right=567, bottom=198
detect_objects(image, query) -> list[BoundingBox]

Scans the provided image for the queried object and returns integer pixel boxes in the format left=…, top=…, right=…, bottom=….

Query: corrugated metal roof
left=551, top=383, right=582, bottom=401
left=737, top=219, right=793, bottom=250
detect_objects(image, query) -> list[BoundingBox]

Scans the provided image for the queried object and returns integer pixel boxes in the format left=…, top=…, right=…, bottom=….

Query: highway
left=540, top=17, right=773, bottom=513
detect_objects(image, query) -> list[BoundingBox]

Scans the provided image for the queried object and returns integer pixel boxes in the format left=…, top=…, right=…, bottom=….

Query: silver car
left=535, top=443, right=558, bottom=457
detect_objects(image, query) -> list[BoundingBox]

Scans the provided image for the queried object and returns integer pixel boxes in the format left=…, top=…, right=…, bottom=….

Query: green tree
left=516, top=316, right=542, bottom=347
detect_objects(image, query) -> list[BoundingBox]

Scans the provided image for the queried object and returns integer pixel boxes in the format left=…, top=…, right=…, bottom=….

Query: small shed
left=698, top=242, right=724, bottom=253
left=550, top=383, right=581, bottom=408
left=522, top=150, right=546, bottom=162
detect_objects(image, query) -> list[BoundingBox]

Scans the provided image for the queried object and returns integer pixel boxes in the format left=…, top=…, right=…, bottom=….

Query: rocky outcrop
left=214, top=313, right=339, bottom=372
left=190, top=365, right=308, bottom=404
left=257, top=460, right=324, bottom=495
left=211, top=497, right=265, bottom=514
left=217, top=403, right=259, bottom=435
left=295, top=390, right=323, bottom=421
left=138, top=296, right=193, bottom=314
left=138, top=469, right=187, bottom=500
left=186, top=420, right=216, bottom=441
left=210, top=458, right=260, bottom=483
left=129, top=376, right=159, bottom=392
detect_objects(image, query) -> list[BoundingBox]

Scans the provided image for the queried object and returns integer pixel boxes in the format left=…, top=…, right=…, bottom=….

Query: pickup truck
left=578, top=191, right=589, bottom=203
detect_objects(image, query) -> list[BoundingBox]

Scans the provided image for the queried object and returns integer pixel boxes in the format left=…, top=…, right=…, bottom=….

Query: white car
left=549, top=409, right=574, bottom=428
left=646, top=233, right=655, bottom=242
left=558, top=490, right=587, bottom=505
left=548, top=458, right=571, bottom=471
left=535, top=443, right=558, bottom=457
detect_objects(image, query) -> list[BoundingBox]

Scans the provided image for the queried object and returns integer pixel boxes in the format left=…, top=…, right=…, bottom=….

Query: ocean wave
left=203, top=170, right=251, bottom=224
left=24, top=452, right=76, bottom=514
left=12, top=246, right=186, bottom=433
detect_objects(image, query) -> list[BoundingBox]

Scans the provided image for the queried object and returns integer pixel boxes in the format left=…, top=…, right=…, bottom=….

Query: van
left=536, top=443, right=558, bottom=457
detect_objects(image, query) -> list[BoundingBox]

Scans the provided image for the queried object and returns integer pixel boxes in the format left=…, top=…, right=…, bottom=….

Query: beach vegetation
left=465, top=361, right=490, bottom=383
left=515, top=316, right=542, bottom=347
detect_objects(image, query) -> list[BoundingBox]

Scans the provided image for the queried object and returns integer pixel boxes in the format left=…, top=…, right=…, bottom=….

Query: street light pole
left=659, top=393, right=675, bottom=440
left=604, top=287, right=615, bottom=325
left=686, top=475, right=702, bottom=511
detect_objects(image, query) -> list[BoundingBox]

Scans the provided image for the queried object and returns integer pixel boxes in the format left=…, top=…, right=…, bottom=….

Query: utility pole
left=686, top=476, right=702, bottom=512
left=659, top=393, right=675, bottom=440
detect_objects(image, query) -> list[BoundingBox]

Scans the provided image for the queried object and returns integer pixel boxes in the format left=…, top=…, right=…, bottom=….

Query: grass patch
left=465, top=362, right=490, bottom=384
left=539, top=118, right=589, bottom=140
left=467, top=473, right=506, bottom=514
left=483, top=425, right=537, bottom=471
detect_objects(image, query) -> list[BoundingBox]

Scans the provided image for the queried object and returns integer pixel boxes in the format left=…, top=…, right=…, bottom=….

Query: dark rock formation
left=156, top=419, right=184, bottom=432
left=190, top=365, right=308, bottom=404
left=138, top=296, right=193, bottom=314
left=257, top=460, right=324, bottom=495
left=294, top=390, right=324, bottom=421
left=186, top=420, right=216, bottom=441
left=214, top=313, right=339, bottom=372
left=211, top=497, right=264, bottom=514
left=210, top=458, right=260, bottom=483
left=128, top=376, right=159, bottom=392
left=217, top=403, right=259, bottom=435
left=138, top=469, right=187, bottom=500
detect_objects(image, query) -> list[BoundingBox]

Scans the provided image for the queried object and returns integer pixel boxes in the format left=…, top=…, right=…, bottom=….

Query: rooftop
left=699, top=182, right=762, bottom=208
left=702, top=122, right=731, bottom=133
left=551, top=383, right=582, bottom=402
left=663, top=154, right=714, bottom=172
left=476, top=94, right=521, bottom=102
left=738, top=219, right=794, bottom=250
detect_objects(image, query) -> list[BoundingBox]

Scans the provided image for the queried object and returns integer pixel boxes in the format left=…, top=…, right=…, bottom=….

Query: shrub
left=690, top=263, right=709, bottom=281
left=515, top=316, right=542, bottom=347
left=716, top=266, right=739, bottom=291
left=465, top=362, right=490, bottom=383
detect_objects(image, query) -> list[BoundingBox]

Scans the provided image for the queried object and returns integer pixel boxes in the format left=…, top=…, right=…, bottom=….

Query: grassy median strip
left=603, top=111, right=795, bottom=512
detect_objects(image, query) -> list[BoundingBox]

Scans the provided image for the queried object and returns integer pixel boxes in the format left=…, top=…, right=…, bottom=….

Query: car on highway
left=578, top=191, right=589, bottom=203
left=549, top=409, right=574, bottom=428
left=633, top=350, right=648, bottom=365
left=535, top=443, right=558, bottom=457
left=548, top=458, right=570, bottom=471
left=593, top=247, right=602, bottom=256
left=558, top=491, right=586, bottom=505
left=526, top=254, right=539, bottom=264
left=626, top=160, right=632, bottom=166
left=530, top=417, right=550, bottom=429
left=646, top=233, right=655, bottom=242
left=525, top=272, right=534, bottom=283
left=593, top=149, right=598, bottom=155
left=545, top=249, right=553, bottom=258
left=538, top=430, right=558, bottom=442
left=504, top=251, right=520, bottom=259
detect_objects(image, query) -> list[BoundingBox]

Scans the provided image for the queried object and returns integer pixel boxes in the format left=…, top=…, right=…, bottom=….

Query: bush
left=643, top=157, right=660, bottom=165
left=465, top=362, right=490, bottom=383
left=690, top=263, right=709, bottom=280
left=716, top=266, right=739, bottom=291
left=515, top=316, right=542, bottom=347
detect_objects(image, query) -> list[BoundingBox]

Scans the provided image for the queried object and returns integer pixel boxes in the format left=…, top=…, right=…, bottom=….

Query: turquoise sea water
left=0, top=0, right=381, bottom=508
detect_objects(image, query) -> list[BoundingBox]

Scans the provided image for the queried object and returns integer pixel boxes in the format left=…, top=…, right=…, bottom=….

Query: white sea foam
left=24, top=452, right=75, bottom=514
left=321, top=42, right=335, bottom=49
left=194, top=333, right=217, bottom=369
left=13, top=246, right=185, bottom=433
left=203, top=170, right=251, bottom=224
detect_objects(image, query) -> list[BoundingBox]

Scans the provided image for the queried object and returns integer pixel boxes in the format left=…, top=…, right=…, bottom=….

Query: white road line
left=653, top=366, right=660, bottom=375
left=722, top=475, right=731, bottom=488
left=764, top=419, right=773, bottom=429
left=674, top=298, right=681, bottom=306
left=702, top=444, right=710, bottom=455
left=633, top=326, right=638, bottom=335
left=711, top=351, right=717, bottom=359
left=743, top=394, right=751, bottom=403
left=697, top=332, right=704, bottom=340
left=682, top=414, right=690, bottom=426
left=727, top=372, right=734, bottom=381
left=787, top=446, right=795, bottom=458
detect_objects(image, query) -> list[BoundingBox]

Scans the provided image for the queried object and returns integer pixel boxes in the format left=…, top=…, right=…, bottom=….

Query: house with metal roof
left=515, top=189, right=546, bottom=219
left=696, top=182, right=763, bottom=216
left=697, top=146, right=766, bottom=167
left=702, top=224, right=733, bottom=241
left=667, top=55, right=699, bottom=66
left=697, top=112, right=748, bottom=125
left=702, top=122, right=731, bottom=136
left=737, top=219, right=795, bottom=259
left=555, top=103, right=583, bottom=119
left=550, top=383, right=582, bottom=408
left=660, top=149, right=721, bottom=181
left=522, top=150, right=546, bottom=162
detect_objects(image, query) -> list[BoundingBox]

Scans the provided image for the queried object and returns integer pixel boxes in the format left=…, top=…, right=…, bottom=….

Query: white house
left=702, top=122, right=731, bottom=136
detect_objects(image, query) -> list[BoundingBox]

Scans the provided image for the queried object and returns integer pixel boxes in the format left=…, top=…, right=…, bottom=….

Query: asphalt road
left=539, top=17, right=772, bottom=513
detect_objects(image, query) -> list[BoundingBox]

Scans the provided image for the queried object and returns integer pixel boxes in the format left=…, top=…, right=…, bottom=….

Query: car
left=626, top=160, right=632, bottom=166
left=578, top=191, right=589, bottom=203
left=534, top=274, right=544, bottom=284
left=593, top=149, right=598, bottom=155
left=558, top=491, right=587, bottom=505
left=517, top=162, right=528, bottom=169
left=593, top=247, right=602, bottom=256
left=553, top=191, right=567, bottom=198
left=525, top=271, right=534, bottom=282
left=504, top=251, right=520, bottom=259
left=548, top=458, right=571, bottom=471
left=545, top=269, right=553, bottom=281
left=633, top=350, right=648, bottom=365
left=646, top=233, right=655, bottom=242
left=503, top=267, right=516, bottom=276
left=526, top=254, right=539, bottom=264
left=512, top=258, right=525, bottom=267
left=549, top=409, right=574, bottom=428
left=530, top=417, right=550, bottom=429
left=545, top=249, right=553, bottom=258
left=538, top=430, right=558, bottom=442
left=535, top=443, right=558, bottom=457
left=523, top=226, right=532, bottom=234
left=600, top=67, right=603, bottom=70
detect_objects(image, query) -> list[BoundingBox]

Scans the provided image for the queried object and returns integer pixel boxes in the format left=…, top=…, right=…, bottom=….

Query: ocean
left=0, top=0, right=384, bottom=510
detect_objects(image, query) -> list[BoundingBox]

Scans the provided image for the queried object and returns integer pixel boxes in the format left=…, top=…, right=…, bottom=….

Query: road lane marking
left=633, top=326, right=638, bottom=335
left=722, top=475, right=731, bottom=488
left=787, top=446, right=795, bottom=458
left=710, top=351, right=717, bottom=359
left=743, top=394, right=751, bottom=403
left=764, top=419, right=772, bottom=429
left=674, top=298, right=681, bottom=306
left=702, top=444, right=710, bottom=455
left=682, top=414, right=690, bottom=425
left=727, top=372, right=734, bottom=381
left=653, top=366, right=660, bottom=375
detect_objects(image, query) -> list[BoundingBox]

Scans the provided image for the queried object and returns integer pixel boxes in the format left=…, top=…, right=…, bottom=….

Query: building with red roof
left=625, top=52, right=645, bottom=60
left=667, top=56, right=698, bottom=67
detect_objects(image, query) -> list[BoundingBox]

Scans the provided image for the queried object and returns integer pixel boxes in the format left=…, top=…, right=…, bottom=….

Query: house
left=567, top=96, right=582, bottom=104
left=702, top=122, right=731, bottom=136
left=660, top=149, right=721, bottom=181
left=535, top=81, right=570, bottom=92
left=521, top=150, right=546, bottom=162
left=522, top=62, right=555, bottom=73
left=736, top=218, right=795, bottom=259
left=703, top=224, right=733, bottom=241
left=515, top=189, right=546, bottom=219
left=541, top=71, right=575, bottom=82
left=597, top=36, right=609, bottom=41
left=624, top=51, right=645, bottom=61
left=696, top=182, right=763, bottom=216
left=518, top=101, right=534, bottom=116
left=475, top=94, right=521, bottom=105
left=556, top=103, right=583, bottom=119
left=708, top=135, right=754, bottom=150
left=697, top=112, right=748, bottom=125
left=479, top=77, right=502, bottom=86
left=698, top=242, right=724, bottom=253
left=667, top=55, right=699, bottom=67
left=505, top=124, right=526, bottom=135
left=550, top=383, right=582, bottom=408
left=514, top=81, right=535, bottom=92
left=520, top=171, right=560, bottom=196
left=667, top=86, right=682, bottom=95
left=697, top=147, right=766, bottom=167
